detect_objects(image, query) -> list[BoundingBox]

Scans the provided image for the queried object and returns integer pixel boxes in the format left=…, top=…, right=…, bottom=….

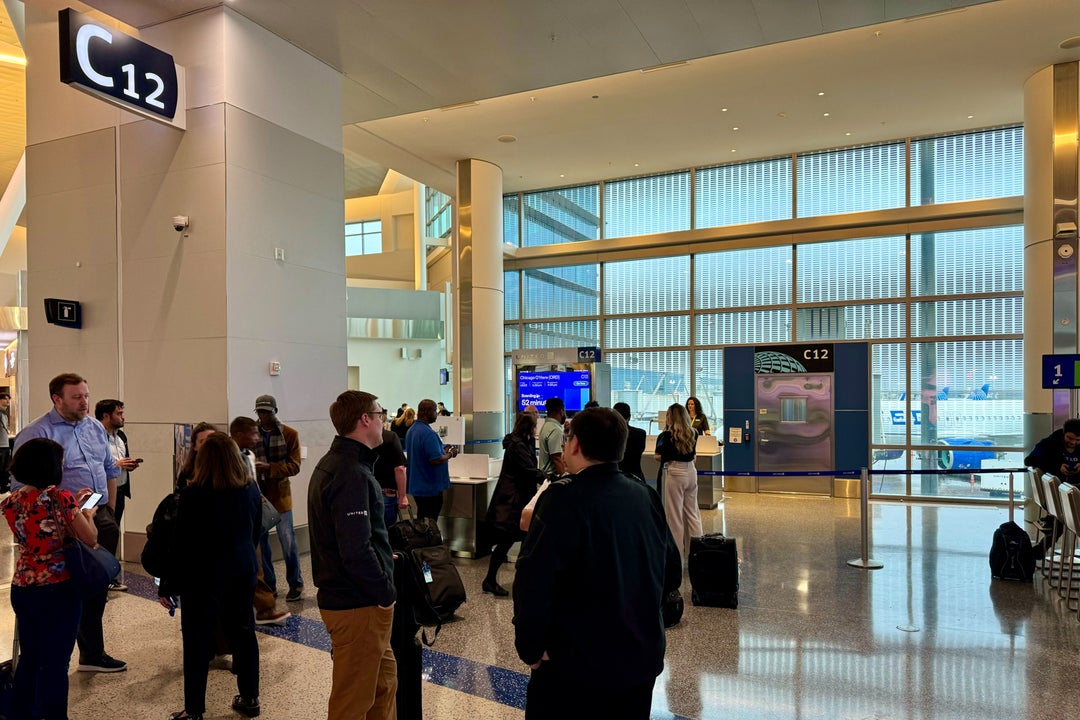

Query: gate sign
left=1042, top=354, right=1080, bottom=389
left=59, top=8, right=181, bottom=125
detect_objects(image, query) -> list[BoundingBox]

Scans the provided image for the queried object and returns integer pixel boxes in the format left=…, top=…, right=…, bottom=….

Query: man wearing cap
left=253, top=394, right=304, bottom=602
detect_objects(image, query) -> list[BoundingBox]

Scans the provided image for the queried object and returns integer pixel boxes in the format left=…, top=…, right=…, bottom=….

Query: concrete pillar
left=24, top=3, right=345, bottom=552
left=454, top=159, right=505, bottom=455
left=1024, top=61, right=1079, bottom=520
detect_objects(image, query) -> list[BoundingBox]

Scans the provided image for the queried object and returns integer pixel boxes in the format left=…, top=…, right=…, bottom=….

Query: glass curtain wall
left=503, top=127, right=1023, bottom=500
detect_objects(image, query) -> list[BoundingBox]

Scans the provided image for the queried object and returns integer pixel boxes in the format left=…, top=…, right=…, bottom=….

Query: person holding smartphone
left=1, top=438, right=99, bottom=720
left=404, top=398, right=459, bottom=522
left=95, top=399, right=141, bottom=592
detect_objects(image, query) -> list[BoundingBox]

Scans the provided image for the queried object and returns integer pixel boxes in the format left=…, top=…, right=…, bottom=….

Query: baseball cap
left=254, top=394, right=277, bottom=413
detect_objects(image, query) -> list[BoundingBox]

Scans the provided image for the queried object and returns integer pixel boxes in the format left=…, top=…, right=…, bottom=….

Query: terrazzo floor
left=1, top=492, right=1078, bottom=719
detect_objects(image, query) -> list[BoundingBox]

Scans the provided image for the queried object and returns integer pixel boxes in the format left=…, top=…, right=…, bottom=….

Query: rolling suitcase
left=687, top=533, right=739, bottom=608
left=0, top=625, right=19, bottom=720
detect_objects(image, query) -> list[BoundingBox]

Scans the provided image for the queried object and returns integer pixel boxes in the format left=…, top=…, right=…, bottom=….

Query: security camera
left=171, top=215, right=190, bottom=232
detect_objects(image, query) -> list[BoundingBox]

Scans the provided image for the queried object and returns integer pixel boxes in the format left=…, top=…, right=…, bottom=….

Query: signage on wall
left=753, top=344, right=835, bottom=373
left=1042, top=354, right=1080, bottom=388
left=44, top=298, right=82, bottom=329
left=58, top=8, right=185, bottom=128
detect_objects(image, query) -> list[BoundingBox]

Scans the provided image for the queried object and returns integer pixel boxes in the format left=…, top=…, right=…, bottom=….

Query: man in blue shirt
left=404, top=399, right=458, bottom=521
left=13, top=373, right=124, bottom=673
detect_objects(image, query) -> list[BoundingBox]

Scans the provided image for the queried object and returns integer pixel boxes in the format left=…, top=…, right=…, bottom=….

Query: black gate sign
left=59, top=8, right=179, bottom=122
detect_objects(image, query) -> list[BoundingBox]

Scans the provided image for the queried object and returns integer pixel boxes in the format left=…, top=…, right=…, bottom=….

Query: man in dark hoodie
left=308, top=391, right=396, bottom=720
left=1024, top=418, right=1080, bottom=554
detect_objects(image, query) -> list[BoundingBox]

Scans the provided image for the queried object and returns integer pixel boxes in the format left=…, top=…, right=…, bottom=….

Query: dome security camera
left=171, top=215, right=190, bottom=232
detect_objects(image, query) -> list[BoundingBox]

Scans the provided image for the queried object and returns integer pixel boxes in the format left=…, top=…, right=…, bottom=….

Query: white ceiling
left=69, top=0, right=1080, bottom=197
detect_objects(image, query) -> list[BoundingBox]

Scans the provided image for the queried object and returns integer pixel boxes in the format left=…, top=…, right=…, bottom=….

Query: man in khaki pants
left=308, top=391, right=396, bottom=720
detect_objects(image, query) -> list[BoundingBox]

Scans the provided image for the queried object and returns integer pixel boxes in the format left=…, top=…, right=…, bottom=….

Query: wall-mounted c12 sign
left=58, top=8, right=184, bottom=128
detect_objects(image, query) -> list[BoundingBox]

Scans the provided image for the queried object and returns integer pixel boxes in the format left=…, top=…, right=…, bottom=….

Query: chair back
left=1057, top=483, right=1080, bottom=536
left=1030, top=469, right=1048, bottom=514
left=1042, top=473, right=1064, bottom=521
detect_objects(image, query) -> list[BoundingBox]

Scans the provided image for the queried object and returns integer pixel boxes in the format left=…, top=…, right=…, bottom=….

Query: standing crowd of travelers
left=0, top=370, right=708, bottom=719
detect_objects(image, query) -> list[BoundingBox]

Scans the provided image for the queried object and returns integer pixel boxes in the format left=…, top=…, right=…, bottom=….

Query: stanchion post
left=848, top=467, right=883, bottom=570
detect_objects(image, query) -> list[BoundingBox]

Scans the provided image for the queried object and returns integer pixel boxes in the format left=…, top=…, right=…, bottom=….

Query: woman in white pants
left=655, top=403, right=703, bottom=561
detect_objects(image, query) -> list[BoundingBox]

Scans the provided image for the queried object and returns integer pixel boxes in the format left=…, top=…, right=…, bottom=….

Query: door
left=755, top=373, right=834, bottom=494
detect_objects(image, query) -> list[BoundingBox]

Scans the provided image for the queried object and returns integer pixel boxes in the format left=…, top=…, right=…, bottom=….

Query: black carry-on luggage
left=392, top=552, right=423, bottom=720
left=0, top=625, right=18, bottom=720
left=687, top=533, right=739, bottom=608
left=388, top=509, right=467, bottom=645
left=990, top=473, right=1035, bottom=581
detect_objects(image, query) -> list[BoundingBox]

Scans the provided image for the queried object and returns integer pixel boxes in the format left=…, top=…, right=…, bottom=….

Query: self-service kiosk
left=511, top=347, right=611, bottom=415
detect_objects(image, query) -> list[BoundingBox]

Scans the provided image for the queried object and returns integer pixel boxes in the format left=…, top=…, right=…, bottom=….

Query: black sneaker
left=232, top=695, right=260, bottom=717
left=109, top=580, right=128, bottom=592
left=78, top=654, right=127, bottom=673
left=285, top=586, right=302, bottom=602
left=169, top=712, right=202, bottom=720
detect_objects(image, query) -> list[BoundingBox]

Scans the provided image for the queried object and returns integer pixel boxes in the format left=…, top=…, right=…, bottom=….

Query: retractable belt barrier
left=688, top=467, right=1030, bottom=573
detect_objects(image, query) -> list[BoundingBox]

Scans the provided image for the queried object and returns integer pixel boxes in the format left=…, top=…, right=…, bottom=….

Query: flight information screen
left=517, top=370, right=591, bottom=412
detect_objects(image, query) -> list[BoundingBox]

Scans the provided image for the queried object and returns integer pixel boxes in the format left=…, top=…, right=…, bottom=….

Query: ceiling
left=45, top=0, right=1080, bottom=198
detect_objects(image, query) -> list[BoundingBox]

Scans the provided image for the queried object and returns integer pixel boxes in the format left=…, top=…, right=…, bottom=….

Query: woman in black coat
left=165, top=432, right=262, bottom=720
left=482, top=412, right=543, bottom=596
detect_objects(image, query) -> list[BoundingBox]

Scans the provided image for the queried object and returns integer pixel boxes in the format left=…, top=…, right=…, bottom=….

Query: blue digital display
left=518, top=370, right=591, bottom=412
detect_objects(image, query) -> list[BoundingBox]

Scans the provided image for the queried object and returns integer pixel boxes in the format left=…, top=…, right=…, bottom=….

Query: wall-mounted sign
left=1042, top=354, right=1080, bottom=388
left=58, top=8, right=184, bottom=128
left=44, top=298, right=82, bottom=329
left=753, top=343, right=835, bottom=373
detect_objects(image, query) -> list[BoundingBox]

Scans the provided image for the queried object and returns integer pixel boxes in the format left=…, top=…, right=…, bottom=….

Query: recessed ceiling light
left=817, top=91, right=825, bottom=96
left=721, top=108, right=728, bottom=112
left=730, top=149, right=737, bottom=153
left=732, top=127, right=739, bottom=131
left=634, top=163, right=640, bottom=167
left=845, top=132, right=852, bottom=136
left=823, top=112, right=830, bottom=117
left=497, top=134, right=517, bottom=143
left=967, top=114, right=974, bottom=119
left=1061, top=36, right=1080, bottom=49
left=777, top=112, right=787, bottom=118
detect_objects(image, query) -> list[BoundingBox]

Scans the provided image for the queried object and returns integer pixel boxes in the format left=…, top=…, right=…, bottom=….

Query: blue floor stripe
left=124, top=570, right=690, bottom=718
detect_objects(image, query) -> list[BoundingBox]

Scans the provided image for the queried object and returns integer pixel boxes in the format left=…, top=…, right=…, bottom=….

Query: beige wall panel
left=26, top=265, right=118, bottom=345
left=116, top=422, right=184, bottom=540
left=120, top=165, right=226, bottom=261
left=120, top=106, right=225, bottom=180
left=26, top=188, right=116, bottom=273
left=346, top=337, right=446, bottom=409
left=345, top=251, right=413, bottom=282
left=121, top=249, right=228, bottom=342
left=21, top=342, right=120, bottom=418
left=26, top=129, right=115, bottom=198
left=225, top=106, right=344, bottom=203
left=123, top=337, right=228, bottom=423
left=222, top=11, right=342, bottom=153
left=139, top=7, right=227, bottom=111
left=226, top=257, right=345, bottom=348
left=225, top=165, right=344, bottom=276
left=225, top=336, right=346, bottom=431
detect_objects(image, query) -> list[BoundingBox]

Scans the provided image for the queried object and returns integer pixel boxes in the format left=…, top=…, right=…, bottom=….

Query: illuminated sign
left=58, top=8, right=182, bottom=126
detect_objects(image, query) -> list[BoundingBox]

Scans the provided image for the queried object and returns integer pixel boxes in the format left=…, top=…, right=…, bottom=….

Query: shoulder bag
left=48, top=490, right=119, bottom=598
left=260, top=495, right=282, bottom=532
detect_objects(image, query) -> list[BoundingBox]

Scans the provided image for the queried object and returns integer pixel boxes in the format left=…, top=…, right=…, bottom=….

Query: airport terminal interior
left=0, top=0, right=1079, bottom=718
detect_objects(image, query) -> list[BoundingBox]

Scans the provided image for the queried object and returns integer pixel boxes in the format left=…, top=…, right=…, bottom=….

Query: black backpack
left=141, top=492, right=179, bottom=580
left=989, top=520, right=1035, bottom=582
left=389, top=513, right=467, bottom=645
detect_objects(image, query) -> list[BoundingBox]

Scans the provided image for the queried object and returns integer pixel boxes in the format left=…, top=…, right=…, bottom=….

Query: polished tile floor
left=1, top=492, right=1077, bottom=719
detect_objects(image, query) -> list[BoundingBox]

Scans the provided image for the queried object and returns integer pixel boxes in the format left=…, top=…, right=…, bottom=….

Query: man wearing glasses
left=308, top=391, right=397, bottom=720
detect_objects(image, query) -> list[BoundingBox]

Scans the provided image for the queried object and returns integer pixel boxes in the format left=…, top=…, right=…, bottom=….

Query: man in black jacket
left=513, top=407, right=681, bottom=719
left=308, top=391, right=397, bottom=720
left=1026, top=418, right=1080, bottom=482
left=614, top=402, right=646, bottom=480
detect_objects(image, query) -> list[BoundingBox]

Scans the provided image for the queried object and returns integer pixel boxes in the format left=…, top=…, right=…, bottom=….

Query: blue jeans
left=259, top=510, right=302, bottom=592
left=11, top=581, right=82, bottom=720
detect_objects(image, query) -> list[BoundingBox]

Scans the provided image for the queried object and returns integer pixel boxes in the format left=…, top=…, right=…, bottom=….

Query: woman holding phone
left=167, top=432, right=262, bottom=720
left=1, top=438, right=99, bottom=720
